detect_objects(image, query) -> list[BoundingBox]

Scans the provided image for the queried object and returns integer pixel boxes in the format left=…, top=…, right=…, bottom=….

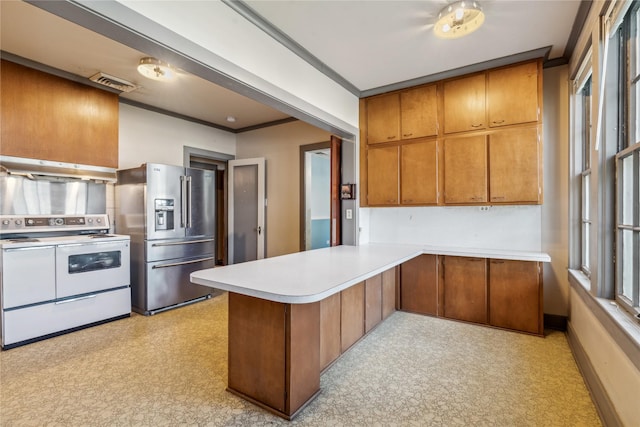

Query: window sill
left=568, top=269, right=640, bottom=371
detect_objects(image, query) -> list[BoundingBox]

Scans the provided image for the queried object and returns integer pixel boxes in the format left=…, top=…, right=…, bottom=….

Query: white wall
left=542, top=66, right=570, bottom=316
left=236, top=120, right=331, bottom=257
left=118, top=103, right=235, bottom=169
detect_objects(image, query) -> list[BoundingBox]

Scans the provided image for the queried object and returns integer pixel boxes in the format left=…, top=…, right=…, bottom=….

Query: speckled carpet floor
left=1, top=292, right=601, bottom=426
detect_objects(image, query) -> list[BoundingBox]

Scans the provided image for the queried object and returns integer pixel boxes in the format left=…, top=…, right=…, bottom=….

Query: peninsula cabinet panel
left=1, top=60, right=119, bottom=168
left=400, top=85, right=438, bottom=139
left=442, top=256, right=487, bottom=324
left=341, top=282, right=365, bottom=352
left=365, top=274, right=382, bottom=333
left=488, top=61, right=540, bottom=128
left=489, top=260, right=543, bottom=335
left=381, top=267, right=397, bottom=320
left=400, top=254, right=438, bottom=316
left=367, top=146, right=399, bottom=205
left=319, top=293, right=341, bottom=371
left=443, top=135, right=487, bottom=204
left=443, top=73, right=486, bottom=134
left=366, top=93, right=400, bottom=144
left=489, top=127, right=541, bottom=203
left=401, top=139, right=438, bottom=205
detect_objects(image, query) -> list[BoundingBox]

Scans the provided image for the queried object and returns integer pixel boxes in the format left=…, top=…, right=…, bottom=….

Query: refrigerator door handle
left=152, top=256, right=215, bottom=269
left=186, top=175, right=192, bottom=228
left=180, top=175, right=186, bottom=228
left=152, top=238, right=215, bottom=247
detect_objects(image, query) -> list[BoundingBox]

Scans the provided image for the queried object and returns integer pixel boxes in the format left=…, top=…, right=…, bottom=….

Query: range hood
left=0, top=156, right=117, bottom=182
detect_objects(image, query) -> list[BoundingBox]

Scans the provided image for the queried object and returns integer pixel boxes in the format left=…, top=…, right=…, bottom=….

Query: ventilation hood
left=0, top=156, right=117, bottom=182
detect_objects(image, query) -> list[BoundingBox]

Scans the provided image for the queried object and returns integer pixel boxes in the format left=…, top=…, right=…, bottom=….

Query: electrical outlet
left=346, top=209, right=353, bottom=219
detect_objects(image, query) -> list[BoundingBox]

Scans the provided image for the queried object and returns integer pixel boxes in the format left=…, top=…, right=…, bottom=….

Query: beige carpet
left=1, top=292, right=601, bottom=426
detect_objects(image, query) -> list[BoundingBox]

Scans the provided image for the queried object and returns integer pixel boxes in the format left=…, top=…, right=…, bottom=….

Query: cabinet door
left=442, top=256, right=487, bottom=324
left=489, top=260, right=542, bottom=335
left=401, top=139, right=438, bottom=204
left=489, top=127, right=541, bottom=203
left=443, top=135, right=487, bottom=203
left=488, top=61, right=539, bottom=127
left=320, top=293, right=341, bottom=370
left=400, top=85, right=438, bottom=139
left=381, top=267, right=397, bottom=320
left=367, top=93, right=400, bottom=144
left=365, top=274, right=382, bottom=333
left=367, top=145, right=399, bottom=205
left=400, top=254, right=438, bottom=316
left=443, top=73, right=486, bottom=134
left=341, top=282, right=365, bottom=352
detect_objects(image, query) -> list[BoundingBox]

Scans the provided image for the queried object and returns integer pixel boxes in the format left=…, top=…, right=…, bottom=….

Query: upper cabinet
left=443, top=73, right=486, bottom=134
left=360, top=59, right=543, bottom=207
left=488, top=61, right=539, bottom=128
left=365, top=85, right=438, bottom=144
left=0, top=60, right=119, bottom=168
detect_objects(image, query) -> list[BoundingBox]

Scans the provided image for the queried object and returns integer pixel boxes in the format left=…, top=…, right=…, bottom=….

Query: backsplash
left=362, top=205, right=542, bottom=252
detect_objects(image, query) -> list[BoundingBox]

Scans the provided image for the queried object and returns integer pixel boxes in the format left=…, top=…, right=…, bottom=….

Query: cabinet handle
left=492, top=120, right=505, bottom=124
left=491, top=260, right=505, bottom=264
left=403, top=133, right=413, bottom=137
left=470, top=123, right=483, bottom=128
left=403, top=199, right=413, bottom=203
left=492, top=196, right=505, bottom=201
left=387, top=136, right=396, bottom=140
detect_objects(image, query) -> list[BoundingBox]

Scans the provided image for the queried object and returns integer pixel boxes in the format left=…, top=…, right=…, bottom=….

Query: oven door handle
left=152, top=239, right=214, bottom=247
left=57, top=241, right=128, bottom=248
left=152, top=257, right=214, bottom=269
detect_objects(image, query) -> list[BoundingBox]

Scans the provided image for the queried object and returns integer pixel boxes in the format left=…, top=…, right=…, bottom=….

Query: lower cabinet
left=442, top=256, right=488, bottom=324
left=320, top=292, right=341, bottom=371
left=398, top=255, right=543, bottom=335
left=400, top=254, right=438, bottom=316
left=381, top=267, right=397, bottom=320
left=340, top=282, right=365, bottom=352
left=489, top=259, right=542, bottom=335
left=365, top=274, right=382, bottom=333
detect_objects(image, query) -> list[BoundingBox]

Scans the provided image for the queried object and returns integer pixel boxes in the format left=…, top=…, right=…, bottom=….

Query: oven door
left=55, top=240, right=130, bottom=298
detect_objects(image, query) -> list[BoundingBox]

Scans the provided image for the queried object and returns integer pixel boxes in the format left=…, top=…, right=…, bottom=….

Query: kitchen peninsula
left=190, top=243, right=550, bottom=419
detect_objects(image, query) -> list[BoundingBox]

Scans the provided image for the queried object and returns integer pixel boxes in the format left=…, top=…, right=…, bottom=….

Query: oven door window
left=68, top=251, right=122, bottom=274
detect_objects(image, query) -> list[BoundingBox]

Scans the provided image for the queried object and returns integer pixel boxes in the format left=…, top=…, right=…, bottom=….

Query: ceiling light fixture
left=434, top=1, right=485, bottom=39
left=137, top=57, right=175, bottom=81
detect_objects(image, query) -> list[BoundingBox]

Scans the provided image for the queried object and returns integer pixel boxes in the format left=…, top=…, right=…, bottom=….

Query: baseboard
left=544, top=313, right=567, bottom=331
left=566, top=322, right=622, bottom=427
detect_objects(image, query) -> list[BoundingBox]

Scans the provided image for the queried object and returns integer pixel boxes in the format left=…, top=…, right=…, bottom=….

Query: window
left=575, top=68, right=593, bottom=277
left=615, top=2, right=640, bottom=315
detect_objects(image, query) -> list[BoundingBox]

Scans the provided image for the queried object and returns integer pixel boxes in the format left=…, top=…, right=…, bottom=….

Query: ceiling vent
left=89, top=72, right=139, bottom=93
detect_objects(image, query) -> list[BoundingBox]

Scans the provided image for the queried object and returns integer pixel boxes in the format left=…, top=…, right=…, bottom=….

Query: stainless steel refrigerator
left=115, top=163, right=215, bottom=315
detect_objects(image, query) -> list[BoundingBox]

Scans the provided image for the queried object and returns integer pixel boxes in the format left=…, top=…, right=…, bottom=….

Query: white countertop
left=190, top=243, right=551, bottom=304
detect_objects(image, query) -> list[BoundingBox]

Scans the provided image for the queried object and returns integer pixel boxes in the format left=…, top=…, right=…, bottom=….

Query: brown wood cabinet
left=400, top=85, right=438, bottom=139
left=488, top=61, right=539, bottom=128
left=442, top=256, right=487, bottom=324
left=341, top=281, right=365, bottom=352
left=366, top=93, right=400, bottom=144
left=400, top=254, right=438, bottom=316
left=0, top=59, right=119, bottom=168
left=367, top=145, right=399, bottom=205
left=381, top=267, right=397, bottom=320
left=443, top=135, right=487, bottom=204
left=401, top=139, right=438, bottom=204
left=443, top=73, right=486, bottom=134
left=489, top=259, right=543, bottom=335
left=489, top=126, right=541, bottom=203
left=319, top=292, right=341, bottom=371
left=365, top=274, right=382, bottom=333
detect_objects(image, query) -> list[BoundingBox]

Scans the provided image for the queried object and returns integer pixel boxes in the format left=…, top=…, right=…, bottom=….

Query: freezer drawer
left=2, top=287, right=131, bottom=348
left=140, top=255, right=214, bottom=314
left=146, top=238, right=215, bottom=262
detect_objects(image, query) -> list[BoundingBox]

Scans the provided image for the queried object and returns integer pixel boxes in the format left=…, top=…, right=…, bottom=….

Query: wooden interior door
left=330, top=135, right=342, bottom=246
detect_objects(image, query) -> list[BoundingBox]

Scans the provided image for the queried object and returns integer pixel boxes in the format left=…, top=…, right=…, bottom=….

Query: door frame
left=228, top=157, right=266, bottom=264
left=299, top=141, right=331, bottom=251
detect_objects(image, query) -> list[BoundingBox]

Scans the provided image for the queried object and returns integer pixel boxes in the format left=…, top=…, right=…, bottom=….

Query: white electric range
left=0, top=214, right=131, bottom=349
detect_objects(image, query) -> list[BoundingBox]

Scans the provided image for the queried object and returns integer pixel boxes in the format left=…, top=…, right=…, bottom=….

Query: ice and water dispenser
left=154, top=198, right=174, bottom=230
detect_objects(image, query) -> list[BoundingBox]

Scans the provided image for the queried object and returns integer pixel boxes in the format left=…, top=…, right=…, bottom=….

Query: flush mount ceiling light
left=137, top=57, right=175, bottom=81
left=434, top=1, right=485, bottom=39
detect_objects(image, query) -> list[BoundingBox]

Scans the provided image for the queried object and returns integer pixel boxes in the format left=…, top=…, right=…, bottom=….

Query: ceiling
left=0, top=0, right=586, bottom=132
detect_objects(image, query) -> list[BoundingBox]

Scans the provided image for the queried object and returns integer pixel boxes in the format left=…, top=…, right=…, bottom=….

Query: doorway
left=185, top=147, right=234, bottom=266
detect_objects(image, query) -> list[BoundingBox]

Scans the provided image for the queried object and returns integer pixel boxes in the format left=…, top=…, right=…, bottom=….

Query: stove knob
left=15, top=220, right=22, bottom=226
left=96, top=218, right=102, bottom=223
left=87, top=218, right=93, bottom=223
left=27, top=219, right=35, bottom=225
left=54, top=218, right=64, bottom=226
left=1, top=220, right=9, bottom=226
